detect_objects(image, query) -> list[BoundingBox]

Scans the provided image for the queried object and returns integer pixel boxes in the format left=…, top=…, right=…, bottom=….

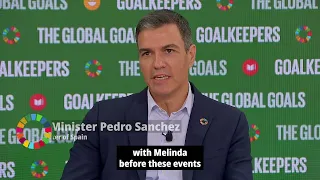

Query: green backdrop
left=1, top=0, right=319, bottom=179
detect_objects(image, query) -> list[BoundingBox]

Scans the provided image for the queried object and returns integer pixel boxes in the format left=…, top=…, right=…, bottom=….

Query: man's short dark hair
left=135, top=9, right=193, bottom=51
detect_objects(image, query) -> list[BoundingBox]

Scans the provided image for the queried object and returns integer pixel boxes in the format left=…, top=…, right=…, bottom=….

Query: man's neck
left=151, top=82, right=189, bottom=115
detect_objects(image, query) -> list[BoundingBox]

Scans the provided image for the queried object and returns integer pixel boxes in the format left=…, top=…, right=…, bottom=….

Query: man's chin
left=149, top=87, right=173, bottom=97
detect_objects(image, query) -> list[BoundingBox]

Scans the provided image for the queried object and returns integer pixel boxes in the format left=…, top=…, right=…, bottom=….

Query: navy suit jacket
left=61, top=83, right=253, bottom=180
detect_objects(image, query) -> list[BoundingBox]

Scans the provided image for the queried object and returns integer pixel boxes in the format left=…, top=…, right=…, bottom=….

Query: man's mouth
left=154, top=75, right=169, bottom=80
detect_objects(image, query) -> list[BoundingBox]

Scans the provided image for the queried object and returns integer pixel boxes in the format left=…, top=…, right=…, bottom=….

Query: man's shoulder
left=200, top=95, right=247, bottom=134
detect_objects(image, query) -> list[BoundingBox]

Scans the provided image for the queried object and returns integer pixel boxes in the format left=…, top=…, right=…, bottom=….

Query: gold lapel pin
left=200, top=118, right=208, bottom=125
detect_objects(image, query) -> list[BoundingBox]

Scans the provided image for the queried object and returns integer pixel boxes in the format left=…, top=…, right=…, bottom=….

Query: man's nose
left=153, top=53, right=165, bottom=69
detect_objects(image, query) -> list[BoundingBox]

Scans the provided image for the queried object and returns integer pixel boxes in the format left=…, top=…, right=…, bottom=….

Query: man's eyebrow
left=162, top=44, right=179, bottom=49
left=138, top=48, right=152, bottom=54
left=138, top=44, right=180, bottom=53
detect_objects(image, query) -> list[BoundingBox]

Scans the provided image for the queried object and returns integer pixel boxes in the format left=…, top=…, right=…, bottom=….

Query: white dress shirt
left=146, top=83, right=194, bottom=180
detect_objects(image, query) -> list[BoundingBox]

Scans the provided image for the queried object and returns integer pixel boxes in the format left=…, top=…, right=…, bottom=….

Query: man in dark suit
left=61, top=10, right=253, bottom=180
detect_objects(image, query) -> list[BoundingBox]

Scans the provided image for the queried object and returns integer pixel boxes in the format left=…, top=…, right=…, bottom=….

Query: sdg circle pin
left=200, top=118, right=208, bottom=125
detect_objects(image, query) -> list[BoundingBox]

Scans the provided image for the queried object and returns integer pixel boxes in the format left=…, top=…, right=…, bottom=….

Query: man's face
left=137, top=24, right=196, bottom=96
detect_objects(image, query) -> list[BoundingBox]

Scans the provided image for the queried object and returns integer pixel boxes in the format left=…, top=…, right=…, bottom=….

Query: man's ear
left=187, top=44, right=197, bottom=68
left=188, top=44, right=196, bottom=68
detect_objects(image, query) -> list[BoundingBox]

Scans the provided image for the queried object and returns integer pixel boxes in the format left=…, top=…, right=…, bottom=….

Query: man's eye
left=166, top=49, right=173, bottom=53
left=142, top=52, right=150, bottom=56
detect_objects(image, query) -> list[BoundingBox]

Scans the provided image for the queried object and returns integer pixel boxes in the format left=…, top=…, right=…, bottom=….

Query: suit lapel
left=183, top=83, right=214, bottom=180
left=125, top=83, right=214, bottom=180
left=126, top=88, right=148, bottom=180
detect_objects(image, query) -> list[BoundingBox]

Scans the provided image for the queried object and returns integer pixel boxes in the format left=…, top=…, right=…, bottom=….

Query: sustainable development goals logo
left=16, top=114, right=52, bottom=150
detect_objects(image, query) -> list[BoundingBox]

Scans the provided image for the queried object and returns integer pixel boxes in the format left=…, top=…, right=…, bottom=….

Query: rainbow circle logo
left=31, top=160, right=48, bottom=178
left=249, top=124, right=260, bottom=142
left=85, top=60, right=102, bottom=77
left=216, top=0, right=233, bottom=11
left=16, top=114, right=52, bottom=150
left=3, top=26, right=20, bottom=44
left=295, top=26, right=312, bottom=43
left=200, top=118, right=208, bottom=125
